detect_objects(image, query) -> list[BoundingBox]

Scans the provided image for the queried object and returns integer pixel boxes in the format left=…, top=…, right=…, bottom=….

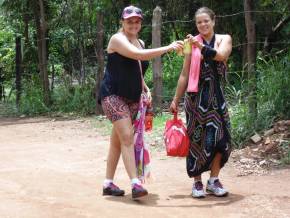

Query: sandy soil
left=0, top=117, right=289, bottom=218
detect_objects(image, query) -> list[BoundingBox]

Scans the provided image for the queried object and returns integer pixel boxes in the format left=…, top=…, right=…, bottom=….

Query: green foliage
left=144, top=53, right=183, bottom=101
left=229, top=103, right=253, bottom=147
left=257, top=52, right=290, bottom=119
left=0, top=17, right=15, bottom=79
left=52, top=76, right=96, bottom=115
left=0, top=102, right=18, bottom=116
left=280, top=140, right=290, bottom=165
left=228, top=52, right=290, bottom=147
left=19, top=78, right=50, bottom=115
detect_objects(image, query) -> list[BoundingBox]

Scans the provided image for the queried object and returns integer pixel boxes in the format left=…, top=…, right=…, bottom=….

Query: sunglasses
left=123, top=8, right=142, bottom=15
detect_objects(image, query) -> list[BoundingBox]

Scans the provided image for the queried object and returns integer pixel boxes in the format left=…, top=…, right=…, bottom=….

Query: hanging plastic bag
left=164, top=113, right=189, bottom=157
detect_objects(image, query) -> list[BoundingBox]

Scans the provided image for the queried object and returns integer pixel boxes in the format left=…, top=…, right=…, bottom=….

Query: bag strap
left=137, top=39, right=145, bottom=91
left=138, top=60, right=145, bottom=90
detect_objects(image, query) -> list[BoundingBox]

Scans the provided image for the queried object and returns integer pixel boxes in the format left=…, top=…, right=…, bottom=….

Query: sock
left=194, top=179, right=202, bottom=184
left=131, top=178, right=141, bottom=187
left=209, top=177, right=218, bottom=184
left=194, top=176, right=202, bottom=184
left=103, top=179, right=113, bottom=188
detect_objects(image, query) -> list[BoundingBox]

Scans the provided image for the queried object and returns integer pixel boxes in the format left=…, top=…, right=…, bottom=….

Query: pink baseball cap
left=121, top=6, right=143, bottom=20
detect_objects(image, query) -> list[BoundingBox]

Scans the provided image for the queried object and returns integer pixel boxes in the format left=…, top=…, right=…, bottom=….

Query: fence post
left=152, top=6, right=162, bottom=112
left=15, top=36, right=22, bottom=110
left=95, top=10, right=104, bottom=115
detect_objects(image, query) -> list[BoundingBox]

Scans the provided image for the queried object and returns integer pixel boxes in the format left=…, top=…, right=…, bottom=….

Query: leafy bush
left=144, top=53, right=183, bottom=101
left=257, top=52, right=290, bottom=119
left=52, top=76, right=96, bottom=115
left=19, top=78, right=50, bottom=115
left=228, top=51, right=290, bottom=147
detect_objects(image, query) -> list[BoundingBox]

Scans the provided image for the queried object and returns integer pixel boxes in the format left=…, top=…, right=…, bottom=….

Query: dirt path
left=0, top=117, right=289, bottom=218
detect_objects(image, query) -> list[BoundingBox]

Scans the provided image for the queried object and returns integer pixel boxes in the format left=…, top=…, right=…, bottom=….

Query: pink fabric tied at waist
left=187, top=34, right=203, bottom=93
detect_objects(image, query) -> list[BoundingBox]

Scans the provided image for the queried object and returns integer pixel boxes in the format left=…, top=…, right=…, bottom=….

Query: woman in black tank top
left=100, top=5, right=184, bottom=199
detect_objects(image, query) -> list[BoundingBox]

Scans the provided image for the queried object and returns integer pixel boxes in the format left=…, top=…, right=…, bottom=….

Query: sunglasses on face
left=124, top=8, right=142, bottom=15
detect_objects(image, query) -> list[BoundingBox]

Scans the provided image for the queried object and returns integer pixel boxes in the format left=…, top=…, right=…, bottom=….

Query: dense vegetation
left=0, top=0, right=289, bottom=146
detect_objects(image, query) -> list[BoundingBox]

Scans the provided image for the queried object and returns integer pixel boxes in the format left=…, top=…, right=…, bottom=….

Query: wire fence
left=1, top=9, right=289, bottom=50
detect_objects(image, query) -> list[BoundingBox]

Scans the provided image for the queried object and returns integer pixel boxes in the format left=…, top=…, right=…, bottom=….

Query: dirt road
left=0, top=117, right=289, bottom=218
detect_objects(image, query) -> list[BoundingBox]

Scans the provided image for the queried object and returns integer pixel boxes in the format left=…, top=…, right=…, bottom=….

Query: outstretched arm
left=109, top=33, right=183, bottom=61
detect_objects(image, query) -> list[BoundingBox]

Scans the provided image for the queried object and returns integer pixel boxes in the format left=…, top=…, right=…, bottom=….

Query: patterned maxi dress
left=185, top=36, right=232, bottom=177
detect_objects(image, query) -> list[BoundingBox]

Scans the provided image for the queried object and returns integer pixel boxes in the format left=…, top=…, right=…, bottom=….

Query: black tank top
left=98, top=42, right=149, bottom=103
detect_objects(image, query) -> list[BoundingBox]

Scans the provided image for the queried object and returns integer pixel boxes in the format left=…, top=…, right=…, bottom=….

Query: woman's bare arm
left=214, top=34, right=232, bottom=62
left=108, top=33, right=183, bottom=61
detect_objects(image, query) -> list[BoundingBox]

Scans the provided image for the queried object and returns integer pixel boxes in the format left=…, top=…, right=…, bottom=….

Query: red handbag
left=164, top=113, right=190, bottom=157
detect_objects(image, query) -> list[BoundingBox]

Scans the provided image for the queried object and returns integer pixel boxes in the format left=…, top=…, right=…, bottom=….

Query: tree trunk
left=51, top=63, right=55, bottom=91
left=0, top=67, right=4, bottom=101
left=15, top=36, right=22, bottom=109
left=152, top=6, right=163, bottom=112
left=34, top=0, right=50, bottom=106
left=95, top=10, right=104, bottom=115
left=23, top=0, right=29, bottom=45
left=78, top=0, right=85, bottom=84
left=244, top=0, right=257, bottom=119
left=264, top=15, right=290, bottom=52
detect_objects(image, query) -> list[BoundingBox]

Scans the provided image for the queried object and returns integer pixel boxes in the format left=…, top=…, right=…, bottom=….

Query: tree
left=244, top=0, right=257, bottom=118
left=152, top=6, right=162, bottom=111
left=33, top=0, right=50, bottom=106
left=15, top=36, right=22, bottom=109
left=95, top=9, right=104, bottom=115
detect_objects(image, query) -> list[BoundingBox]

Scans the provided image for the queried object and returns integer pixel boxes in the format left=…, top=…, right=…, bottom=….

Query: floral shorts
left=101, top=95, right=139, bottom=123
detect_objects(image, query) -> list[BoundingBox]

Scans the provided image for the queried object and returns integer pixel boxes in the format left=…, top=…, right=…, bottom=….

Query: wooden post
left=244, top=0, right=257, bottom=118
left=15, top=36, right=22, bottom=109
left=0, top=67, right=4, bottom=101
left=34, top=0, right=50, bottom=106
left=152, top=6, right=162, bottom=112
left=95, top=10, right=104, bottom=115
left=39, top=0, right=49, bottom=106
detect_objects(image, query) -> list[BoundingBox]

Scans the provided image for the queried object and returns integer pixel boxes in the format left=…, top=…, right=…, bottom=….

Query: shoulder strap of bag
left=137, top=39, right=145, bottom=91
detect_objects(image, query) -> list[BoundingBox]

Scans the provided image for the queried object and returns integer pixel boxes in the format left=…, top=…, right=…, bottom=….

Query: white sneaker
left=192, top=181, right=206, bottom=198
left=206, top=179, right=228, bottom=197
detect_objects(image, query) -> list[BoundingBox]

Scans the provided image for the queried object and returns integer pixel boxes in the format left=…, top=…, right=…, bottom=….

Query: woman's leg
left=194, top=175, right=202, bottom=182
left=210, top=152, right=222, bottom=177
left=105, top=126, right=121, bottom=180
left=113, top=117, right=148, bottom=198
left=207, top=152, right=228, bottom=196
left=103, top=127, right=125, bottom=197
left=113, top=117, right=137, bottom=179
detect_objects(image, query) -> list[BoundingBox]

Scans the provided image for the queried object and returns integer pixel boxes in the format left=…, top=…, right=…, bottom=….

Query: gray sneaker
left=206, top=179, right=228, bottom=197
left=192, top=181, right=206, bottom=198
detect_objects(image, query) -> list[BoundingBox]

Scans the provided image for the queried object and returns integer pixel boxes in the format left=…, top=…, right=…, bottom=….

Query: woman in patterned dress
left=170, top=7, right=232, bottom=198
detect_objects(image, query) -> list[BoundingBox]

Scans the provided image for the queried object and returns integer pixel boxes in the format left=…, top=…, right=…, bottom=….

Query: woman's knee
left=118, top=131, right=134, bottom=146
left=113, top=118, right=134, bottom=146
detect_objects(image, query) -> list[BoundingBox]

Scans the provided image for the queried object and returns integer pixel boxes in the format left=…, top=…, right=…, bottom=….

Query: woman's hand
left=146, top=90, right=152, bottom=105
left=186, top=34, right=203, bottom=49
left=169, top=99, right=178, bottom=114
left=169, top=40, right=184, bottom=52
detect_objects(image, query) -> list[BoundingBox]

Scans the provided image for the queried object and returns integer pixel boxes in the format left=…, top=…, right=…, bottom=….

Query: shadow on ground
left=104, top=192, right=244, bottom=208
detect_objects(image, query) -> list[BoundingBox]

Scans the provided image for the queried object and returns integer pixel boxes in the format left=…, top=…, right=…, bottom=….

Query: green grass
left=89, top=112, right=174, bottom=149
left=280, top=140, right=290, bottom=165
left=90, top=115, right=113, bottom=136
left=0, top=102, right=18, bottom=117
